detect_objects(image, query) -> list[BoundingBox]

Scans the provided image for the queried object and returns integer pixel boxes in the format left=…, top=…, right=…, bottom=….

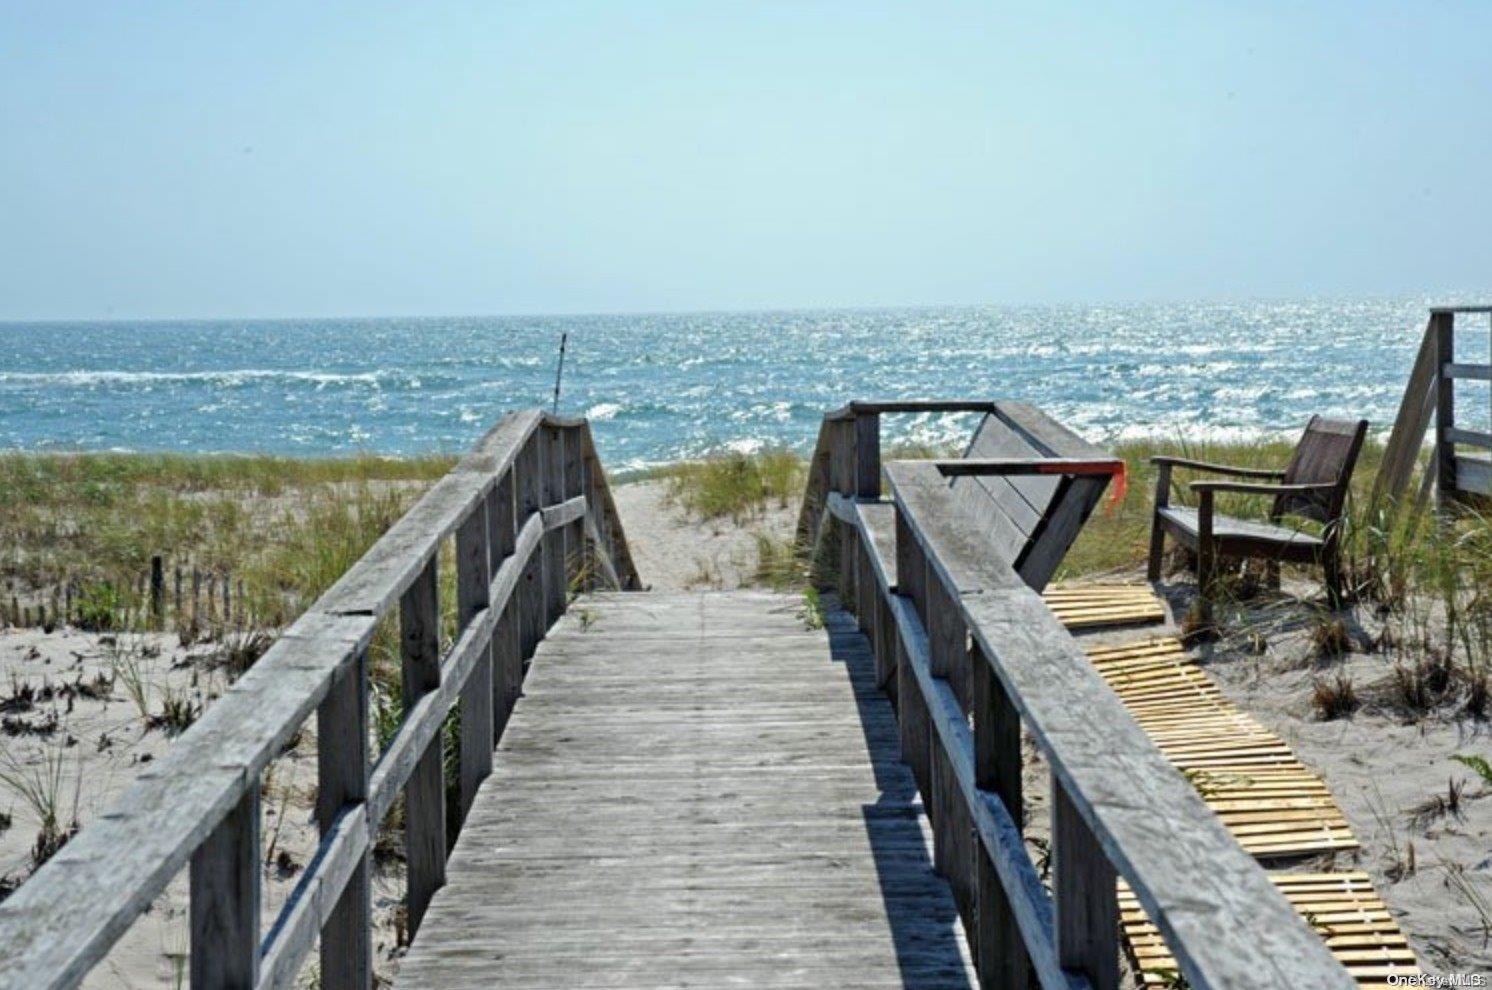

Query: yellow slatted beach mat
left=1120, top=873, right=1421, bottom=987
left=1042, top=583, right=1166, bottom=630
left=1087, top=638, right=1359, bottom=857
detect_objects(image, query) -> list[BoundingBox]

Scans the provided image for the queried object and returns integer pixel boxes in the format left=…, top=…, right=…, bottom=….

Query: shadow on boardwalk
left=825, top=601, right=976, bottom=989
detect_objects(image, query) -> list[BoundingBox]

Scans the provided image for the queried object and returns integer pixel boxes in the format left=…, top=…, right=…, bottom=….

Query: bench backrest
left=1277, top=416, right=1369, bottom=524
left=950, top=401, right=1115, bottom=591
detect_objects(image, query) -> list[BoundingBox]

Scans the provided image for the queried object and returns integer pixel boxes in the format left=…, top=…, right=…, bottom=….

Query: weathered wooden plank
left=1444, top=361, right=1492, bottom=380
left=1434, top=310, right=1458, bottom=504
left=1053, top=783, right=1119, bottom=989
left=316, top=650, right=372, bottom=990
left=0, top=408, right=641, bottom=990
left=887, top=460, right=1353, bottom=987
left=517, top=431, right=545, bottom=658
left=542, top=423, right=567, bottom=625
left=884, top=594, right=1078, bottom=990
left=854, top=411, right=881, bottom=498
left=1458, top=454, right=1492, bottom=496
left=455, top=502, right=493, bottom=827
left=401, top=557, right=445, bottom=937
left=396, top=593, right=975, bottom=989
left=190, top=786, right=260, bottom=988
left=489, top=473, right=522, bottom=739
left=368, top=513, right=542, bottom=824
left=1446, top=426, right=1492, bottom=450
left=258, top=805, right=370, bottom=990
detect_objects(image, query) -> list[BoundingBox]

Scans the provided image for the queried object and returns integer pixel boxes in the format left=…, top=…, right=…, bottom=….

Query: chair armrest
left=1151, top=456, right=1285, bottom=479
left=1189, top=481, right=1336, bottom=497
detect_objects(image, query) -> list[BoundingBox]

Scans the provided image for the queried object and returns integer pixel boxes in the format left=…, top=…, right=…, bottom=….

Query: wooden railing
left=1432, top=305, right=1492, bottom=507
left=0, top=410, right=640, bottom=990
left=804, top=400, right=1351, bottom=989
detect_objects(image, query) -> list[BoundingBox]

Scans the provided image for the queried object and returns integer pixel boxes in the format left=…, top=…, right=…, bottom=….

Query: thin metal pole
left=551, top=331, right=568, bottom=413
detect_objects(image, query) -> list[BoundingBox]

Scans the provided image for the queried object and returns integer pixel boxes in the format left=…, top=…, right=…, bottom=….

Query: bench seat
left=1157, top=506, right=1323, bottom=558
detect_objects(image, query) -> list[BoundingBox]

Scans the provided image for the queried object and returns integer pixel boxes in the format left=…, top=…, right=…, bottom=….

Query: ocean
left=1, top=299, right=1484, bottom=470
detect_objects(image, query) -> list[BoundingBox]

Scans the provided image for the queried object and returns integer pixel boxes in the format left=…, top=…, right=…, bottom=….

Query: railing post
left=402, top=557, right=444, bottom=936
left=1434, top=309, right=1457, bottom=509
left=893, top=511, right=931, bottom=799
left=518, top=432, right=544, bottom=659
left=853, top=410, right=880, bottom=499
left=972, top=640, right=1031, bottom=988
left=563, top=425, right=585, bottom=588
left=317, top=651, right=371, bottom=990
left=489, top=471, right=521, bottom=739
left=455, top=502, right=493, bottom=826
left=190, top=786, right=259, bottom=988
left=1053, top=781, right=1119, bottom=990
left=542, top=423, right=566, bottom=624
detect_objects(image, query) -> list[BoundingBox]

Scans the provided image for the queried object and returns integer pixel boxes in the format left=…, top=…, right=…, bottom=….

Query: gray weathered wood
left=402, top=557, right=445, bottom=937
left=854, top=412, right=881, bottom=498
left=1458, top=454, right=1492, bottom=496
left=542, top=424, right=567, bottom=625
left=1053, top=784, right=1118, bottom=989
left=366, top=514, right=542, bottom=825
left=0, top=408, right=641, bottom=990
left=885, top=595, right=1076, bottom=990
left=258, top=806, right=369, bottom=990
left=395, top=592, right=976, bottom=989
left=517, top=431, right=544, bottom=658
left=1372, top=320, right=1438, bottom=506
left=1435, top=310, right=1458, bottom=506
left=455, top=504, right=493, bottom=826
left=190, top=786, right=259, bottom=989
left=1445, top=361, right=1492, bottom=380
left=317, top=651, right=372, bottom=990
left=489, top=473, right=522, bottom=739
left=885, top=461, right=1353, bottom=988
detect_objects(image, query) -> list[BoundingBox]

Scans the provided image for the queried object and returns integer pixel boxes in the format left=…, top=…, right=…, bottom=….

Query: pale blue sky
left=2, top=2, right=1489, bottom=319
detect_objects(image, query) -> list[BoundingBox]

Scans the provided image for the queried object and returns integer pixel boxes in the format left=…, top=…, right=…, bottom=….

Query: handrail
left=798, top=398, right=996, bottom=548
left=0, top=410, right=640, bottom=990
left=1432, top=307, right=1492, bottom=508
left=803, top=401, right=1351, bottom=989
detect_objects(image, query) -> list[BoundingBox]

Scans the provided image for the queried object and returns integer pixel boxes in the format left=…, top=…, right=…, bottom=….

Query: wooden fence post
left=972, top=640, right=1031, bottom=988
left=317, top=651, right=371, bottom=990
left=455, top=502, right=493, bottom=826
left=401, top=557, right=444, bottom=935
left=518, top=433, right=544, bottom=660
left=1053, top=782, right=1119, bottom=990
left=149, top=556, right=164, bottom=628
left=853, top=410, right=880, bottom=499
left=564, top=425, right=585, bottom=588
left=488, top=472, right=521, bottom=740
left=190, top=786, right=259, bottom=988
left=1434, top=310, right=1457, bottom=509
left=542, top=423, right=566, bottom=624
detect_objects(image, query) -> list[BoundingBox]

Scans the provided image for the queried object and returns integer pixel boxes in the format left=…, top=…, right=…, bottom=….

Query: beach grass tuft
left=660, top=449, right=803, bottom=522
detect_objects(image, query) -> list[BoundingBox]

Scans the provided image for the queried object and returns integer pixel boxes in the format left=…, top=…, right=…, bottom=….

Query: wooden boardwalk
left=396, top=591, right=976, bottom=989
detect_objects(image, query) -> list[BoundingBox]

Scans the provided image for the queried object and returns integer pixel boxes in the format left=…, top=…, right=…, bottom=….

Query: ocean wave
left=0, top=369, right=390, bottom=387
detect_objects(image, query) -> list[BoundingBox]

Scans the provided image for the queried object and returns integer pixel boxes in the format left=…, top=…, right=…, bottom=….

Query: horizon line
left=1, top=288, right=1485, bottom=326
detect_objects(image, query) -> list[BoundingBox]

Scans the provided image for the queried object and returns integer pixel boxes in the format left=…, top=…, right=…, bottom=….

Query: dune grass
left=658, top=448, right=803, bottom=522
left=0, top=451, right=456, bottom=630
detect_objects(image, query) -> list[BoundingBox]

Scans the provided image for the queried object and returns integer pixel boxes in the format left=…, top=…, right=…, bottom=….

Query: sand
left=609, top=477, right=798, bottom=590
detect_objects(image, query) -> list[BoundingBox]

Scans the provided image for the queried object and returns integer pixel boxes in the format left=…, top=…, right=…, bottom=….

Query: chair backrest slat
left=1276, top=416, right=1369, bottom=524
left=948, top=402, right=1114, bottom=590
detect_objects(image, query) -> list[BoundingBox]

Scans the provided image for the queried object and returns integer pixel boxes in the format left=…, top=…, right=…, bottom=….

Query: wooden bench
left=1147, top=415, right=1368, bottom=608
left=802, top=400, right=1120, bottom=598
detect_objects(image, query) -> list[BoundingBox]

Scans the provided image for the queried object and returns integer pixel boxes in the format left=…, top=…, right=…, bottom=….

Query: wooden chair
left=1146, top=416, right=1369, bottom=607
